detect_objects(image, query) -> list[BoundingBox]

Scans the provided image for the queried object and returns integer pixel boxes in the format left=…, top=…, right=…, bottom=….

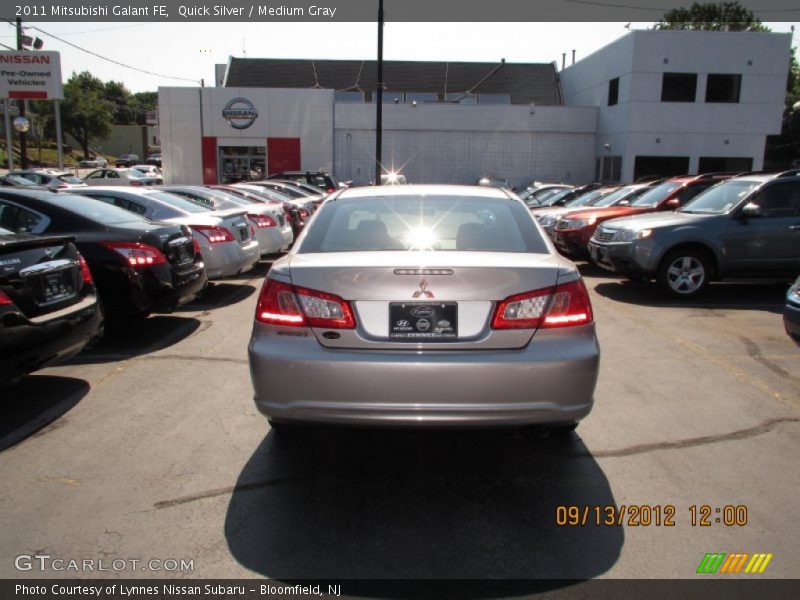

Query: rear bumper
left=255, top=225, right=294, bottom=255
left=552, top=230, right=590, bottom=258
left=0, top=293, right=103, bottom=382
left=203, top=240, right=260, bottom=279
left=249, top=324, right=600, bottom=427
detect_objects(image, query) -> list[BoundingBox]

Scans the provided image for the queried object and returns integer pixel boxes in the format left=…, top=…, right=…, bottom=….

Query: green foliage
left=60, top=71, right=114, bottom=157
left=656, top=1, right=769, bottom=31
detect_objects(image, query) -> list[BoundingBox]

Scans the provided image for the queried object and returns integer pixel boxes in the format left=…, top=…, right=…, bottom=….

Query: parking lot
left=1, top=260, right=798, bottom=581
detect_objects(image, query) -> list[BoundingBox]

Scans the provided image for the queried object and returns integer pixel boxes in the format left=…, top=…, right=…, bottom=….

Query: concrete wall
left=561, top=30, right=791, bottom=181
left=65, top=125, right=157, bottom=159
left=334, top=103, right=598, bottom=186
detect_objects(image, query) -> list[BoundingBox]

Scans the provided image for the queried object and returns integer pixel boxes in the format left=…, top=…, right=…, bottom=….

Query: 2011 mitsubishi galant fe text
left=248, top=185, right=600, bottom=432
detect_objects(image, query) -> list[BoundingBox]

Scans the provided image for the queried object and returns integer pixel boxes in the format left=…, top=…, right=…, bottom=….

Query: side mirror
left=740, top=202, right=763, bottom=218
left=665, top=198, right=680, bottom=210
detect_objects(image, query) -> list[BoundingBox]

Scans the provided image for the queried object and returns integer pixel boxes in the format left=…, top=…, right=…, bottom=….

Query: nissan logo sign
left=222, top=98, right=258, bottom=129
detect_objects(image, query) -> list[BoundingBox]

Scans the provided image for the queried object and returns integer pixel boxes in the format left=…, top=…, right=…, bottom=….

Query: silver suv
left=588, top=170, right=800, bottom=297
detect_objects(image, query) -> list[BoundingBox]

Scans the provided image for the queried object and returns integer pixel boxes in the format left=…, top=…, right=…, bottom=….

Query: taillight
left=130, top=180, right=143, bottom=187
left=191, top=236, right=202, bottom=254
left=102, top=241, right=168, bottom=267
left=79, top=255, right=93, bottom=284
left=298, top=208, right=310, bottom=218
left=492, top=279, right=593, bottom=330
left=248, top=213, right=277, bottom=228
left=191, top=225, right=235, bottom=244
left=255, top=278, right=356, bottom=329
left=326, top=188, right=335, bottom=193
left=0, top=289, right=13, bottom=306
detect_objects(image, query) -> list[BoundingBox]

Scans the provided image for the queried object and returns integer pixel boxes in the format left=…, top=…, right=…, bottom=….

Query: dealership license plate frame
left=389, top=302, right=458, bottom=340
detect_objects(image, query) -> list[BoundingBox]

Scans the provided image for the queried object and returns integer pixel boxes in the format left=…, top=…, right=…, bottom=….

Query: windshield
left=630, top=182, right=682, bottom=207
left=590, top=186, right=639, bottom=208
left=680, top=180, right=760, bottom=214
left=301, top=194, right=548, bottom=254
left=58, top=174, right=84, bottom=184
left=564, top=189, right=607, bottom=208
left=145, top=191, right=211, bottom=214
left=538, top=188, right=577, bottom=206
left=123, top=169, right=146, bottom=179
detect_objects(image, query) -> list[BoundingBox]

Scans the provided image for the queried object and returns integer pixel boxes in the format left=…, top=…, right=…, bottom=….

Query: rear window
left=300, top=194, right=548, bottom=254
left=58, top=174, right=83, bottom=185
left=51, top=194, right=146, bottom=225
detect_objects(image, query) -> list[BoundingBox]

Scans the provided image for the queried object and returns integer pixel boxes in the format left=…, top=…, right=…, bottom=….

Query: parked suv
left=267, top=171, right=339, bottom=194
left=552, top=173, right=733, bottom=258
left=115, top=154, right=141, bottom=167
left=588, top=170, right=800, bottom=297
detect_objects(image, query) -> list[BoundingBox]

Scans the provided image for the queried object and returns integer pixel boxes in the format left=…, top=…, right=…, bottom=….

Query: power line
left=2, top=21, right=200, bottom=84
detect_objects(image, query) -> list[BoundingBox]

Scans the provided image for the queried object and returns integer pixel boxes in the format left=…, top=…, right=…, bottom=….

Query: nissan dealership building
left=158, top=29, right=792, bottom=187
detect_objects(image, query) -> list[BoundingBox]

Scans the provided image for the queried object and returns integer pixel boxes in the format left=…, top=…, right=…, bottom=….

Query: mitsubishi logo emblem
left=413, top=279, right=434, bottom=298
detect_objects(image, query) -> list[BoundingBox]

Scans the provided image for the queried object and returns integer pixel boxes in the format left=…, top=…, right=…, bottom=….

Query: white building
left=158, top=30, right=792, bottom=186
left=559, top=29, right=792, bottom=182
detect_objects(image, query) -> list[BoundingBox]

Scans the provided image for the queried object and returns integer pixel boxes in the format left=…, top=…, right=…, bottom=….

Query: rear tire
left=657, top=249, right=711, bottom=298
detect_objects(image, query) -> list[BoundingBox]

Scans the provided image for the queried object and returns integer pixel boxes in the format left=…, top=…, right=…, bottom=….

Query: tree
left=60, top=71, right=114, bottom=158
left=104, top=80, right=135, bottom=125
left=655, top=1, right=769, bottom=31
left=129, top=91, right=158, bottom=125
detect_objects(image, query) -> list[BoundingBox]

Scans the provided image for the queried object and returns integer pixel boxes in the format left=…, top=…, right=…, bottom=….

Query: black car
left=115, top=154, right=140, bottom=168
left=785, top=276, right=800, bottom=345
left=0, top=189, right=206, bottom=319
left=266, top=170, right=339, bottom=194
left=0, top=227, right=103, bottom=382
left=145, top=153, right=162, bottom=168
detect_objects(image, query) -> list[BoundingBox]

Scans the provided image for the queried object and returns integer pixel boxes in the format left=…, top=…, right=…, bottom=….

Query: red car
left=551, top=173, right=734, bottom=258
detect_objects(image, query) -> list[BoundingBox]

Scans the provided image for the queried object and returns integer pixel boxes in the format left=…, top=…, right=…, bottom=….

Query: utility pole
left=16, top=17, right=28, bottom=169
left=374, top=0, right=383, bottom=185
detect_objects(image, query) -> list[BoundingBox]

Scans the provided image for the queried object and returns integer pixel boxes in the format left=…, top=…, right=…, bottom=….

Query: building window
left=334, top=91, right=364, bottom=102
left=608, top=77, right=619, bottom=106
left=661, top=73, right=697, bottom=102
left=633, top=156, right=690, bottom=181
left=444, top=93, right=477, bottom=104
left=705, top=74, right=741, bottom=103
left=600, top=156, right=622, bottom=182
left=698, top=156, right=752, bottom=173
left=405, top=92, right=437, bottom=103
left=477, top=94, right=511, bottom=105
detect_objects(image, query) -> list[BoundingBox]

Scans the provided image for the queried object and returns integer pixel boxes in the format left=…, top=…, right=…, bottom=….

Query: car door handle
left=790, top=225, right=800, bottom=231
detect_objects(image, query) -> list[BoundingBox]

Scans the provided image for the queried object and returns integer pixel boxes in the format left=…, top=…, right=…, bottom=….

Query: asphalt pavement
left=1, top=261, right=798, bottom=583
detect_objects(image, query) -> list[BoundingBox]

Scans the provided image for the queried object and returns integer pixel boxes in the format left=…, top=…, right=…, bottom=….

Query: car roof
left=72, top=186, right=156, bottom=195
left=337, top=184, right=510, bottom=200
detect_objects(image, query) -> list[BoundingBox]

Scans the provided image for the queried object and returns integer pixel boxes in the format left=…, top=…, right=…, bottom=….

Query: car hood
left=565, top=205, right=649, bottom=221
left=600, top=210, right=709, bottom=232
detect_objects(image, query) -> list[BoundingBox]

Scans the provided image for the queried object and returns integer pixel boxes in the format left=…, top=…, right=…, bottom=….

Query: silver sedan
left=248, top=185, right=599, bottom=432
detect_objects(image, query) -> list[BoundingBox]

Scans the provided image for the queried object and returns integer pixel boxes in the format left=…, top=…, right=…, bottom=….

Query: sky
left=0, top=21, right=796, bottom=93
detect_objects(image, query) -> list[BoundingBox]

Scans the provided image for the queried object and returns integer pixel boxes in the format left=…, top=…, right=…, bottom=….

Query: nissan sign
left=0, top=51, right=63, bottom=100
left=222, top=98, right=258, bottom=129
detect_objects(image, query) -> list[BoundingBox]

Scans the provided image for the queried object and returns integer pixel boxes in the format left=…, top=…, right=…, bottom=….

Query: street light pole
left=374, top=0, right=383, bottom=185
left=15, top=17, right=28, bottom=169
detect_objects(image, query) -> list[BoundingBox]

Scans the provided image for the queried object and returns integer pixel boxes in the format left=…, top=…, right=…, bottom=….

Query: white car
left=67, top=187, right=260, bottom=279
left=78, top=156, right=108, bottom=168
left=131, top=164, right=163, bottom=183
left=83, top=168, right=158, bottom=187
left=9, top=169, right=87, bottom=191
left=160, top=185, right=293, bottom=256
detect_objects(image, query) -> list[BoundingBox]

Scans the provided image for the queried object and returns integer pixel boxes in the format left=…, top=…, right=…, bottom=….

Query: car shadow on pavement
left=0, top=376, right=89, bottom=451
left=576, top=261, right=625, bottom=280
left=65, top=315, right=201, bottom=365
left=225, top=427, right=623, bottom=594
left=592, top=279, right=789, bottom=313
left=174, top=283, right=256, bottom=312
left=222, top=261, right=273, bottom=281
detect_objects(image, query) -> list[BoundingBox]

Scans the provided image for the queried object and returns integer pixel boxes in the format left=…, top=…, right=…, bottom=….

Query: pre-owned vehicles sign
left=0, top=51, right=62, bottom=100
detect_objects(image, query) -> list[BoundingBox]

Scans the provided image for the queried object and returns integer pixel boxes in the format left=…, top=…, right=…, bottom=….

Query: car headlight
left=611, top=228, right=652, bottom=242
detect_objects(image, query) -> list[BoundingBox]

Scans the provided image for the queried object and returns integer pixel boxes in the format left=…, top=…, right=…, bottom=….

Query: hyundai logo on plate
left=222, top=98, right=258, bottom=129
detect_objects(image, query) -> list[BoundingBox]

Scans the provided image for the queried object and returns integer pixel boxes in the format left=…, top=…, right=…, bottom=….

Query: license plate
left=40, top=270, right=74, bottom=303
left=236, top=224, right=248, bottom=240
left=389, top=302, right=457, bottom=340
